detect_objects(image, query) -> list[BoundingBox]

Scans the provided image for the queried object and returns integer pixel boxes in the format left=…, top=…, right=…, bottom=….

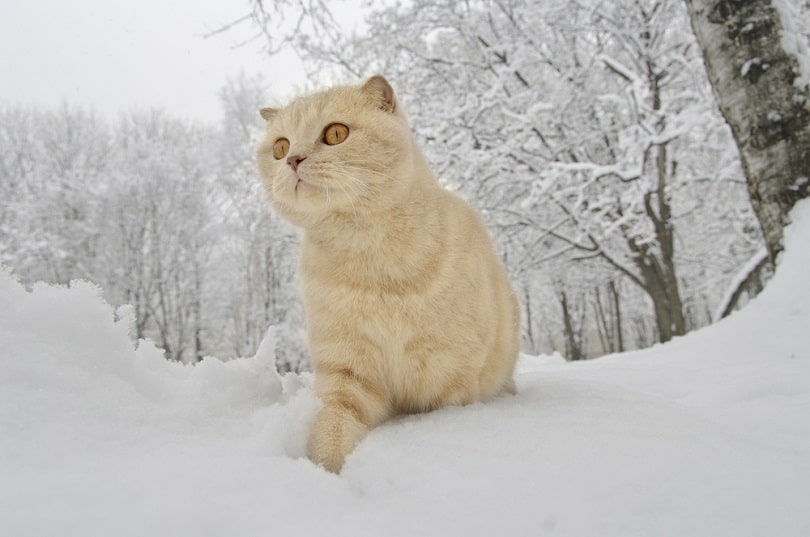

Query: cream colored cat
left=256, top=75, right=520, bottom=473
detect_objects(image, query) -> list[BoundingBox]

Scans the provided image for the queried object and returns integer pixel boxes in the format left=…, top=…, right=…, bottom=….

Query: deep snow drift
left=2, top=202, right=810, bottom=537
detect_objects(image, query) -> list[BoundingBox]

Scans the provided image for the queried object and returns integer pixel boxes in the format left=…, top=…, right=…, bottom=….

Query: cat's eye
left=323, top=123, right=350, bottom=146
left=273, top=138, right=290, bottom=160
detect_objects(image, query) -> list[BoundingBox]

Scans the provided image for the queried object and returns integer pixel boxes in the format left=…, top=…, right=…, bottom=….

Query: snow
left=773, top=0, right=810, bottom=90
left=740, top=57, right=764, bottom=77
left=3, top=202, right=810, bottom=536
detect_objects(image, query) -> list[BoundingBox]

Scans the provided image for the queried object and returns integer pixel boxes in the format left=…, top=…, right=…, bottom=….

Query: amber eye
left=273, top=138, right=290, bottom=160
left=323, top=123, right=349, bottom=145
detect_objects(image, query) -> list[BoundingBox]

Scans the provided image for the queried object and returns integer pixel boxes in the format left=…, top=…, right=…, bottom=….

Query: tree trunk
left=625, top=138, right=688, bottom=343
left=522, top=284, right=537, bottom=354
left=192, top=262, right=204, bottom=363
left=593, top=286, right=612, bottom=354
left=609, top=280, right=624, bottom=353
left=684, top=0, right=810, bottom=260
left=559, top=290, right=585, bottom=361
left=593, top=281, right=624, bottom=354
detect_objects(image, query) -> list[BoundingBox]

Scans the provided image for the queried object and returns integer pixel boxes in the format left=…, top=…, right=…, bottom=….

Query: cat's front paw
left=307, top=402, right=369, bottom=473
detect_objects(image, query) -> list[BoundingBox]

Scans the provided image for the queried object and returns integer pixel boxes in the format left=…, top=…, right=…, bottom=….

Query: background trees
left=3, top=0, right=802, bottom=365
left=248, top=0, right=764, bottom=352
left=214, top=73, right=306, bottom=371
left=0, top=76, right=307, bottom=370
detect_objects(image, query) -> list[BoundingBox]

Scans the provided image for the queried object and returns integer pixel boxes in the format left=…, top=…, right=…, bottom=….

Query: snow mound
left=2, top=201, right=810, bottom=536
left=0, top=272, right=309, bottom=423
left=0, top=272, right=320, bottom=536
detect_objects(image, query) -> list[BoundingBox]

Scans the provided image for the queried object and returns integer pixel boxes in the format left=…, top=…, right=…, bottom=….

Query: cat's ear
left=259, top=107, right=278, bottom=122
left=361, top=75, right=397, bottom=113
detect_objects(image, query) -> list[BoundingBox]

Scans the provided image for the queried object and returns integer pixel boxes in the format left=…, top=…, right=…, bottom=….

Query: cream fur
left=256, top=76, right=520, bottom=473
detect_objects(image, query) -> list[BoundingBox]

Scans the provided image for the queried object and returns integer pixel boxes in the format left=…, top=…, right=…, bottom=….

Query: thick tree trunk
left=646, top=273, right=686, bottom=343
left=626, top=140, right=688, bottom=344
left=685, top=0, right=810, bottom=260
left=593, top=281, right=625, bottom=354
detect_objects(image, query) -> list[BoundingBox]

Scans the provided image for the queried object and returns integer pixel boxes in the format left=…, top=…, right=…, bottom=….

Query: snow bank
left=0, top=273, right=320, bottom=536
left=2, top=201, right=810, bottom=536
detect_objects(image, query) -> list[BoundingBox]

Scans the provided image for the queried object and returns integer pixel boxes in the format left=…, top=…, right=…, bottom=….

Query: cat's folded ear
left=259, top=107, right=278, bottom=122
left=361, top=75, right=397, bottom=113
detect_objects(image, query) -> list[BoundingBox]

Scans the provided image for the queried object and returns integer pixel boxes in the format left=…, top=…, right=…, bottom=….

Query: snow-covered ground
left=2, top=202, right=809, bottom=537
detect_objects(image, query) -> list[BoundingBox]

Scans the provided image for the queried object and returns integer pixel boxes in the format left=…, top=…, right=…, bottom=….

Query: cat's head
left=256, top=75, right=415, bottom=229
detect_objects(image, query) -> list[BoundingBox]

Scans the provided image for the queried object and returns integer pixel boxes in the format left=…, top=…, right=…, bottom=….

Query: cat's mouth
left=294, top=175, right=317, bottom=193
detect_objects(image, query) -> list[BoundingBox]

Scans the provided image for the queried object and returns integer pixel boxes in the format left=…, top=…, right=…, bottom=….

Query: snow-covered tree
left=241, top=0, right=762, bottom=350
left=5, top=0, right=789, bottom=364
left=0, top=105, right=111, bottom=284
left=97, top=111, right=217, bottom=362
left=214, top=72, right=308, bottom=371
left=0, top=96, right=308, bottom=369
left=685, top=0, right=810, bottom=260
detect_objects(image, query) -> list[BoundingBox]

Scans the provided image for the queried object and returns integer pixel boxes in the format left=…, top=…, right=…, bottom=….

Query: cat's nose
left=287, top=154, right=306, bottom=172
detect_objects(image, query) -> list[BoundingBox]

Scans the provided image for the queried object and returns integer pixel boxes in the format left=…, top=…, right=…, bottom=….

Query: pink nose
left=287, top=154, right=306, bottom=172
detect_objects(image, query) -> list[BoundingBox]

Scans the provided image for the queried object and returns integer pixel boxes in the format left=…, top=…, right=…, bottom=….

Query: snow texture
left=773, top=0, right=810, bottom=89
left=2, top=201, right=810, bottom=536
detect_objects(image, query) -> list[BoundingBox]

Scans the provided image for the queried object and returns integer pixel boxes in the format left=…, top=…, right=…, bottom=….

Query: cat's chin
left=272, top=174, right=321, bottom=208
left=271, top=198, right=319, bottom=228
left=271, top=189, right=340, bottom=229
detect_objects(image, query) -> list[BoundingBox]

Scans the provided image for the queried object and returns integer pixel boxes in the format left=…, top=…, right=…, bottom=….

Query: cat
left=256, top=75, right=520, bottom=473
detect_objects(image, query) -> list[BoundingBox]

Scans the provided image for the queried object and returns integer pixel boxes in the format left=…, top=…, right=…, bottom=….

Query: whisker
left=335, top=180, right=360, bottom=225
left=337, top=163, right=398, bottom=183
left=335, top=174, right=376, bottom=204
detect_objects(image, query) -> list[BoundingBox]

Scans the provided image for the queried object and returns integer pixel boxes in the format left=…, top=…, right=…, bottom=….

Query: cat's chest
left=303, top=262, right=423, bottom=320
left=301, top=253, right=434, bottom=336
left=299, top=232, right=451, bottom=350
left=301, top=235, right=438, bottom=291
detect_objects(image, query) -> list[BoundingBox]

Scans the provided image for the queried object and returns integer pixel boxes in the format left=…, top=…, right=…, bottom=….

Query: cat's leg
left=477, top=345, right=518, bottom=399
left=398, top=341, right=484, bottom=411
left=308, top=365, right=390, bottom=473
left=502, top=376, right=517, bottom=395
left=428, top=349, right=516, bottom=407
left=477, top=307, right=520, bottom=399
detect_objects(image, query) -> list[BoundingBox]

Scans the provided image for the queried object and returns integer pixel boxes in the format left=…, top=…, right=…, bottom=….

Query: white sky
left=0, top=0, right=306, bottom=123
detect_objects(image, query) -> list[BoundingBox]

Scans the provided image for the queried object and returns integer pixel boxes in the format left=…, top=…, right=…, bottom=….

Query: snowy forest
left=3, top=0, right=810, bottom=533
left=1, top=0, right=806, bottom=371
left=0, top=74, right=312, bottom=370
